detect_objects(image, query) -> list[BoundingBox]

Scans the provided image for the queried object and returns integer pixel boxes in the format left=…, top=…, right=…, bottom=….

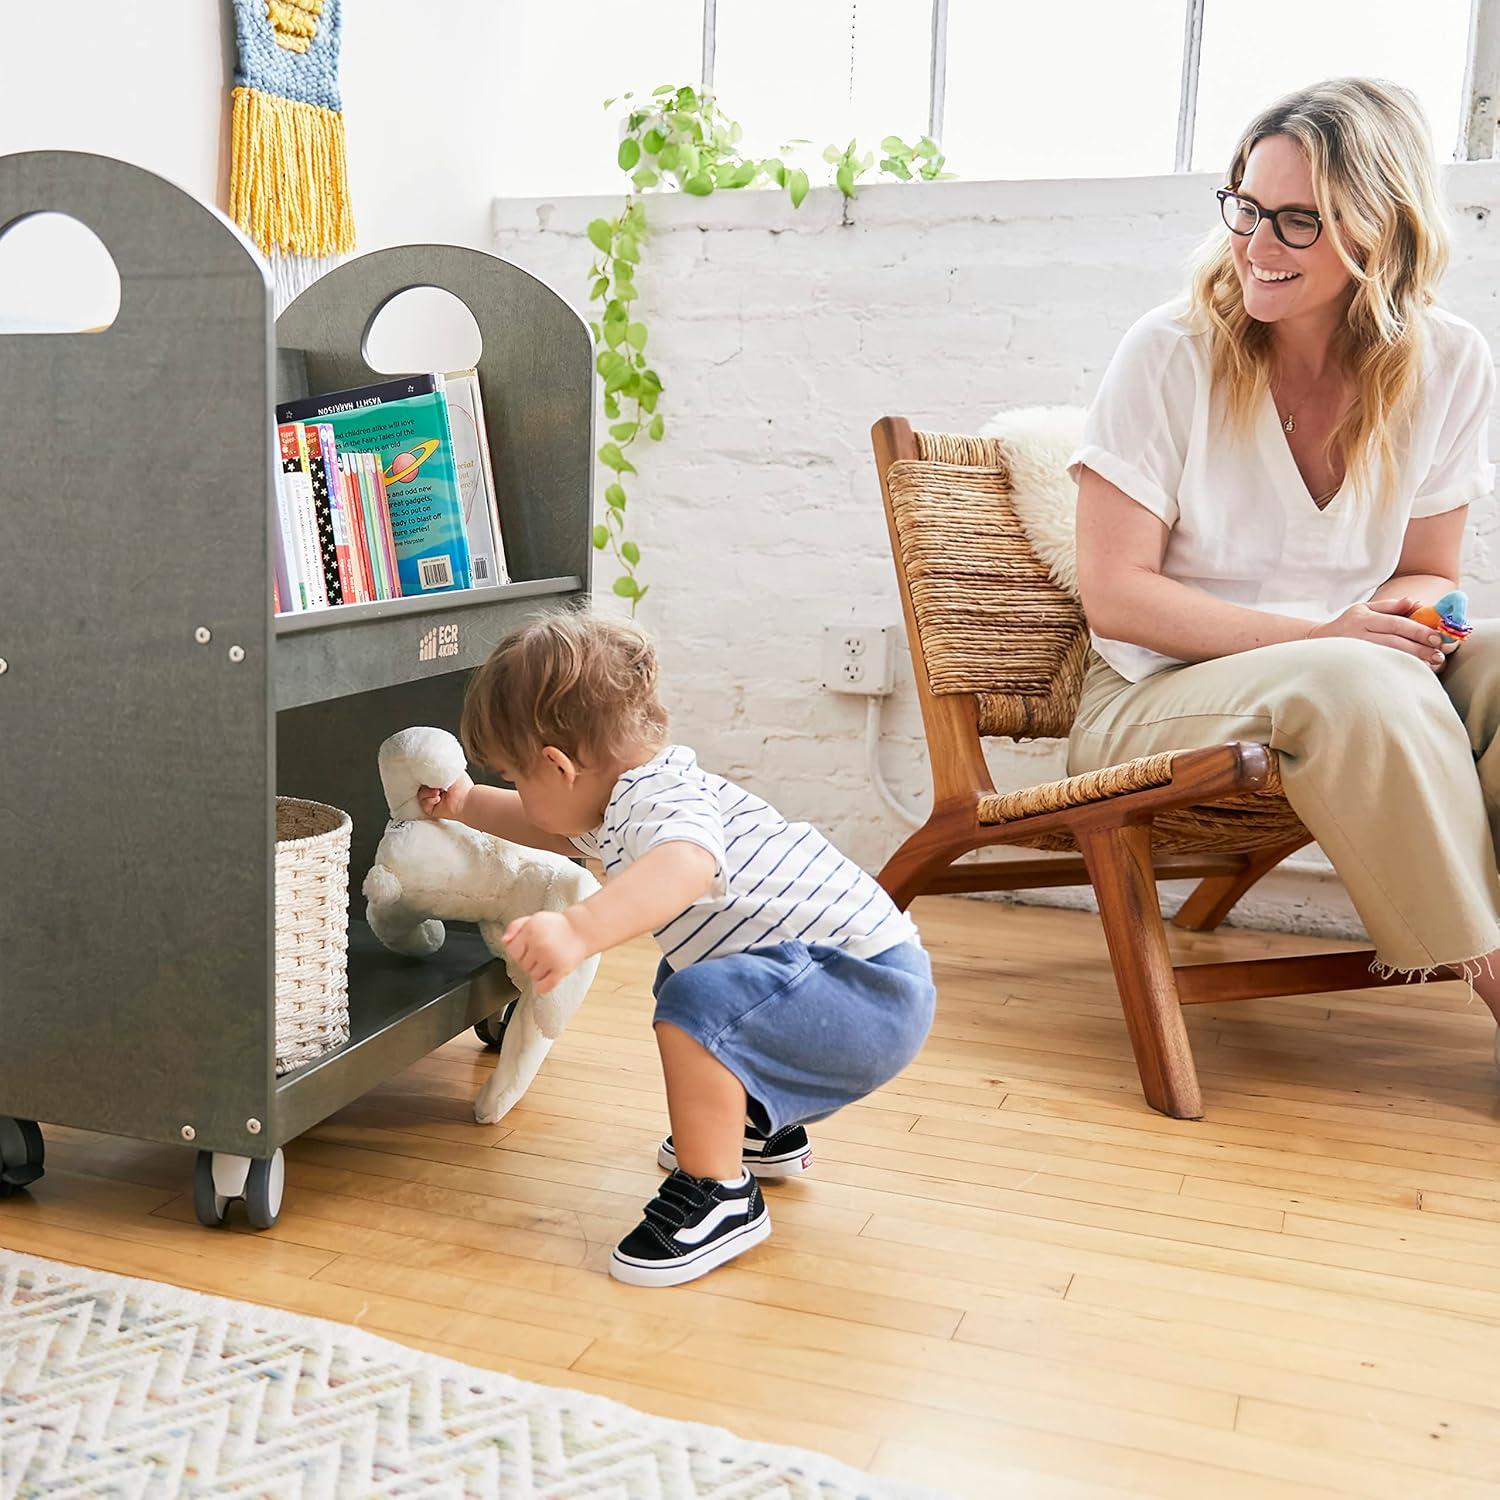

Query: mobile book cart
left=0, top=150, right=592, bottom=1227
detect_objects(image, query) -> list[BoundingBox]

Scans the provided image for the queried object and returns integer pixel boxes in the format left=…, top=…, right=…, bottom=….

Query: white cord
left=865, top=696, right=926, bottom=830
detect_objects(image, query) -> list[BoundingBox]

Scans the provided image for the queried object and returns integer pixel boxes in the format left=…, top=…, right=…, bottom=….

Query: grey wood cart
left=0, top=150, right=592, bottom=1228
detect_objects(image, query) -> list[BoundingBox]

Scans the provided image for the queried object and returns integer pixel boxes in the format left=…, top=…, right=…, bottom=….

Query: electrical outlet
left=821, top=625, right=897, bottom=696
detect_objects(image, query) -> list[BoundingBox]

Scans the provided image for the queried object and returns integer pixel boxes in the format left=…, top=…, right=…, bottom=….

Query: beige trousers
left=1067, top=629, right=1500, bottom=974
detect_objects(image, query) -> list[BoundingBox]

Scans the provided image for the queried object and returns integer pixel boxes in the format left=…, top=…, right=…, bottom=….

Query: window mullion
left=1174, top=0, right=1206, bottom=172
left=1461, top=0, right=1500, bottom=158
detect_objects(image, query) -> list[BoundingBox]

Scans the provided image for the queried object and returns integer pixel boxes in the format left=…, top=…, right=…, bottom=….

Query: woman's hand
left=1306, top=597, right=1459, bottom=671
left=501, top=910, right=589, bottom=995
left=418, top=772, right=474, bottom=821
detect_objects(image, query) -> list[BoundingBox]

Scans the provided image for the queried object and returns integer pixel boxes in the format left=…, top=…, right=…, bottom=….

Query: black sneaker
left=609, top=1168, right=771, bottom=1287
left=657, top=1121, right=813, bottom=1180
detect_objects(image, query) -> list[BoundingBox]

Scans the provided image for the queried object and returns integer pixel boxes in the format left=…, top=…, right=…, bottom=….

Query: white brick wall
left=493, top=164, right=1500, bottom=939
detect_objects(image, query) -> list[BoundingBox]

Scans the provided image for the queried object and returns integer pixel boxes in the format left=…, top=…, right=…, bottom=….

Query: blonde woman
left=1070, top=77, right=1500, bottom=1027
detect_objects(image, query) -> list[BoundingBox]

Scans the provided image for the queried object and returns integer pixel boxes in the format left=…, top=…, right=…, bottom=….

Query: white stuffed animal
left=362, top=726, right=601, bottom=1124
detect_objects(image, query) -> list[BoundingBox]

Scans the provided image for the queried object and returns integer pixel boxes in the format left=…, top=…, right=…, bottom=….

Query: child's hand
left=419, top=772, right=474, bottom=822
left=501, top=910, right=589, bottom=995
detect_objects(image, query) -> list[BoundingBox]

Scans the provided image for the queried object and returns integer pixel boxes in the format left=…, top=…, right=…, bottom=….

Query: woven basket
left=274, top=797, right=352, bottom=1074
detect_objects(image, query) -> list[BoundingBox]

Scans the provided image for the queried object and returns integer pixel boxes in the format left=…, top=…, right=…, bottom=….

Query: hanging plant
left=587, top=83, right=952, bottom=611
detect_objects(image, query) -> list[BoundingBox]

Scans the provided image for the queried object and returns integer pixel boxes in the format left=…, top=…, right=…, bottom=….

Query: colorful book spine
left=337, top=456, right=374, bottom=604
left=443, top=368, right=508, bottom=587
left=277, top=424, right=327, bottom=610
left=302, top=423, right=345, bottom=607
left=276, top=373, right=472, bottom=595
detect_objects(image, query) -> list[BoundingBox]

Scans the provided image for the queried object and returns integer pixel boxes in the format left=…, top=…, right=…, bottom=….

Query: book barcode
left=418, top=556, right=454, bottom=590
left=474, top=557, right=489, bottom=581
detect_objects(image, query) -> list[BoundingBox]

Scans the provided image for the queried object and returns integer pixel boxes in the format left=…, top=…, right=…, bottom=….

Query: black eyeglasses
left=1216, top=189, right=1323, bottom=249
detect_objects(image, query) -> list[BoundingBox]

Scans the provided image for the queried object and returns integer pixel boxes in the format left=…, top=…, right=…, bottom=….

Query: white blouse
left=1068, top=300, right=1497, bottom=682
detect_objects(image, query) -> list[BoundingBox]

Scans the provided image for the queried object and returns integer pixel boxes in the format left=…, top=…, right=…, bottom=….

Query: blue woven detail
left=232, top=0, right=344, bottom=111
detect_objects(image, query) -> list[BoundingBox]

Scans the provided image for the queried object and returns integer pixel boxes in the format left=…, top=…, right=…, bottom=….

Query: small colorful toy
left=1410, top=590, right=1472, bottom=644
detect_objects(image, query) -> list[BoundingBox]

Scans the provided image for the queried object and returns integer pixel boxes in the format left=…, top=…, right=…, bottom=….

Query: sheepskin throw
left=978, top=404, right=1087, bottom=600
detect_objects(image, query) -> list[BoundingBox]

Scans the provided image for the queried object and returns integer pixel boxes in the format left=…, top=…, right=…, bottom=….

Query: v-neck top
left=1068, top=299, right=1496, bottom=682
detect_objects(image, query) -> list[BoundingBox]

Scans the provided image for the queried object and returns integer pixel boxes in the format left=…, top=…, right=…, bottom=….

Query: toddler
left=420, top=612, right=935, bottom=1287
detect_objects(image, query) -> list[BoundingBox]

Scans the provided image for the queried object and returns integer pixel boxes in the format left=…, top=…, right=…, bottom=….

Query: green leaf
left=881, top=135, right=908, bottom=154
left=788, top=168, right=809, bottom=208
left=622, top=541, right=640, bottom=565
left=658, top=143, right=680, bottom=171
left=648, top=413, right=665, bottom=440
left=615, top=281, right=639, bottom=300
left=626, top=322, right=648, bottom=351
left=602, top=393, right=620, bottom=419
left=639, top=388, right=659, bottom=414
left=615, top=236, right=639, bottom=264
left=618, top=137, right=641, bottom=170
left=652, top=83, right=676, bottom=96
left=915, top=136, right=941, bottom=158
left=764, top=157, right=786, bottom=187
left=822, top=143, right=843, bottom=164
left=683, top=171, right=714, bottom=196
left=643, top=127, right=666, bottom=154
left=603, top=319, right=625, bottom=349
left=881, top=158, right=912, bottom=181
left=632, top=168, right=660, bottom=190
left=587, top=218, right=613, bottom=253
left=590, top=276, right=609, bottom=300
left=727, top=161, right=758, bottom=189
left=605, top=483, right=626, bottom=509
left=836, top=162, right=856, bottom=198
left=599, top=443, right=637, bottom=475
left=613, top=575, right=641, bottom=599
left=610, top=421, right=639, bottom=440
left=592, top=524, right=609, bottom=549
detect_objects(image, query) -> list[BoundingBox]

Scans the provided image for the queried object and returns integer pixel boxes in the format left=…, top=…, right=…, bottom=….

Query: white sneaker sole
left=609, top=1206, right=771, bottom=1287
left=657, top=1138, right=813, bottom=1181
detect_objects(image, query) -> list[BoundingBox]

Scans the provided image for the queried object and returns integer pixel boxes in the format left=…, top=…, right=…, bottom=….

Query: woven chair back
left=884, top=430, right=1089, bottom=739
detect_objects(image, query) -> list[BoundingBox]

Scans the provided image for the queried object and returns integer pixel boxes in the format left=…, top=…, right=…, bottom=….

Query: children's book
left=277, top=375, right=472, bottom=596
left=443, top=368, right=508, bottom=586
left=277, top=424, right=327, bottom=610
left=301, top=423, right=345, bottom=607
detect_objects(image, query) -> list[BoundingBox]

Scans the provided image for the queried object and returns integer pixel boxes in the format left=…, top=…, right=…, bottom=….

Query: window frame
left=695, top=0, right=1497, bottom=171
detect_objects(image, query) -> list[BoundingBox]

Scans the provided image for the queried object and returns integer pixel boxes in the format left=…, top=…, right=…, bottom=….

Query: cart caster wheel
left=0, top=1118, right=44, bottom=1197
left=245, top=1151, right=285, bottom=1229
left=193, top=1150, right=229, bottom=1227
left=474, top=998, right=517, bottom=1050
left=193, top=1148, right=285, bottom=1229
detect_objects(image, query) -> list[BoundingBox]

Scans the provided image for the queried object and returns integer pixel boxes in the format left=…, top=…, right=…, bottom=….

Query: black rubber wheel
left=244, top=1150, right=285, bottom=1230
left=193, top=1150, right=229, bottom=1227
left=473, top=998, right=518, bottom=1050
left=0, top=1117, right=44, bottom=1197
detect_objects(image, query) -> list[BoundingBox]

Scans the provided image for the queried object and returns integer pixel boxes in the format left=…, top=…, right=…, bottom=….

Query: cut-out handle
left=0, top=211, right=121, bottom=334
left=362, top=285, right=484, bottom=375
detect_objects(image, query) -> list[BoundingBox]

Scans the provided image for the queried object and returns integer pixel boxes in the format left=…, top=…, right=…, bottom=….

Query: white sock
left=717, top=1168, right=750, bottom=1189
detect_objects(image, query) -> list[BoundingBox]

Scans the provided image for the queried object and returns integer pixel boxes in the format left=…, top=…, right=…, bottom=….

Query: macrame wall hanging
left=228, top=0, right=356, bottom=309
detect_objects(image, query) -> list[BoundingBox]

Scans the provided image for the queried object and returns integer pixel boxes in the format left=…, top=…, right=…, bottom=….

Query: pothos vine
left=587, top=84, right=951, bottom=610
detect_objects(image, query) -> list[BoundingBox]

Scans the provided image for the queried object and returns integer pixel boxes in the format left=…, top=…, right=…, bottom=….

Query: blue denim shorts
left=651, top=940, right=936, bottom=1135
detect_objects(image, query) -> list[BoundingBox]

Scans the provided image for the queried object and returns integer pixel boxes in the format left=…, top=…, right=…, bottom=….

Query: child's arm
left=418, top=774, right=580, bottom=858
left=503, top=841, right=718, bottom=993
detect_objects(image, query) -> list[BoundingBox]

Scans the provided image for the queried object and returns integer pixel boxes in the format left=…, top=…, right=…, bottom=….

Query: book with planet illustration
left=277, top=374, right=473, bottom=596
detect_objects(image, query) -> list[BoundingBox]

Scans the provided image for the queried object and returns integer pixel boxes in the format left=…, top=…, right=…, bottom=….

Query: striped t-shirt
left=570, top=745, right=919, bottom=970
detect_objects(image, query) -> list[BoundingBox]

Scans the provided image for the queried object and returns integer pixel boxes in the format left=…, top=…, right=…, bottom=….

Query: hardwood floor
left=8, top=896, right=1500, bottom=1497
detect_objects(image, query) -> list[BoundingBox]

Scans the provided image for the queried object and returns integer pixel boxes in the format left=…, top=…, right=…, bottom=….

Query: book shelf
left=0, top=152, right=593, bottom=1225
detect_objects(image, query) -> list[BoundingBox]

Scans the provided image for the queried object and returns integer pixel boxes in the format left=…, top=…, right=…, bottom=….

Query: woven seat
left=872, top=417, right=1402, bottom=1121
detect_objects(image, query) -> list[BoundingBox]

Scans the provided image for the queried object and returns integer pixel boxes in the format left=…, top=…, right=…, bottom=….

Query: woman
left=1069, top=77, right=1500, bottom=1028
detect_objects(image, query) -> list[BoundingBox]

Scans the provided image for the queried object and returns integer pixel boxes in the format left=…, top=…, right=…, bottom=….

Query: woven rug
left=0, top=1249, right=941, bottom=1498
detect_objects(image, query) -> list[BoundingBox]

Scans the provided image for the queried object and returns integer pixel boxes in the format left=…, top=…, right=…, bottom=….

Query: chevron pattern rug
left=0, top=1250, right=938, bottom=1498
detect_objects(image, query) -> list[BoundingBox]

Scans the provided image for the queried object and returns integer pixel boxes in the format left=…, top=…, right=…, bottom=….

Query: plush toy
left=1410, top=590, right=1472, bottom=644
left=362, top=727, right=601, bottom=1124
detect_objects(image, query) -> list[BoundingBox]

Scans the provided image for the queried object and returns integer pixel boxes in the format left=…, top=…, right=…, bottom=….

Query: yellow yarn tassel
left=229, top=85, right=355, bottom=260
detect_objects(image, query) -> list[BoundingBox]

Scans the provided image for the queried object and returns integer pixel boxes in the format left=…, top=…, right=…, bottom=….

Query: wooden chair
left=873, top=418, right=1408, bottom=1119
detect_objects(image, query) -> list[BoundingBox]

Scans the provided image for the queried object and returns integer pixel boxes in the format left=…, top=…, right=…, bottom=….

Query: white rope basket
left=274, top=797, right=352, bottom=1075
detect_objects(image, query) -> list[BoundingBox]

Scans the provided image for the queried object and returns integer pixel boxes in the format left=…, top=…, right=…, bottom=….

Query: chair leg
left=1172, top=839, right=1310, bottom=933
left=878, top=807, right=982, bottom=911
left=1078, top=822, right=1203, bottom=1120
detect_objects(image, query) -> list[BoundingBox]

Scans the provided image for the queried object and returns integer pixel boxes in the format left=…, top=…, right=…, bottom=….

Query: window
left=1191, top=0, right=1474, bottom=175
left=710, top=0, right=932, bottom=158
left=941, top=0, right=1186, bottom=180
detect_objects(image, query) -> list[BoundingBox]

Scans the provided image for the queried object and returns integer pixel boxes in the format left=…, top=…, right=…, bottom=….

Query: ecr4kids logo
left=418, top=623, right=460, bottom=663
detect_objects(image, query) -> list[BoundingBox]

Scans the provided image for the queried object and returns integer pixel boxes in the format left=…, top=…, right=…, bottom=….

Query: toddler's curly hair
left=461, top=611, right=669, bottom=771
